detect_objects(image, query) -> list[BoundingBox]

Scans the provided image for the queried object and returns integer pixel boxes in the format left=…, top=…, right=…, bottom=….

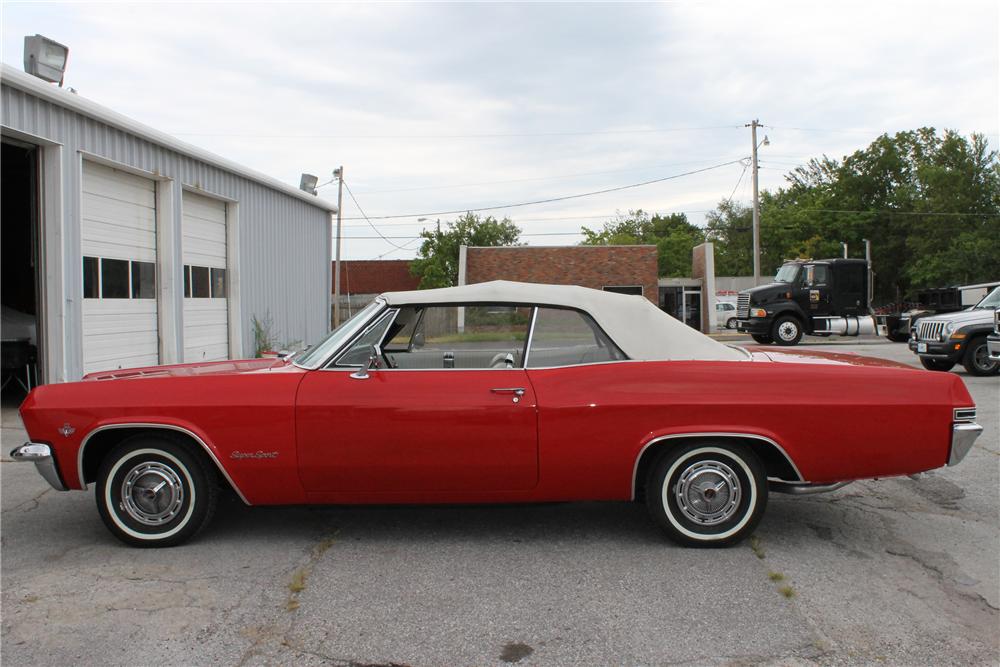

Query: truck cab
left=736, top=258, right=870, bottom=346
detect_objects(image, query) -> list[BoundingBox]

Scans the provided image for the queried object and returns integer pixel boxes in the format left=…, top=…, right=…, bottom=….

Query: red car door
left=295, top=368, right=538, bottom=494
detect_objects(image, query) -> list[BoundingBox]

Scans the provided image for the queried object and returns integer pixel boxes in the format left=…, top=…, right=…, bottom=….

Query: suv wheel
left=962, top=337, right=1000, bottom=376
left=771, top=315, right=803, bottom=346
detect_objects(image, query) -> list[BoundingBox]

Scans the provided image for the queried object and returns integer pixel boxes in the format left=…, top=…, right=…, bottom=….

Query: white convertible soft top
left=381, top=280, right=745, bottom=362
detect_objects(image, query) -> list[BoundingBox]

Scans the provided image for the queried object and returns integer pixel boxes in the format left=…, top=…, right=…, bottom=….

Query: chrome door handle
left=491, top=387, right=525, bottom=396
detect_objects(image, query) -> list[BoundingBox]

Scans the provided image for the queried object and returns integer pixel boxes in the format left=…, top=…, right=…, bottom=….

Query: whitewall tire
left=645, top=442, right=767, bottom=547
left=96, top=435, right=218, bottom=547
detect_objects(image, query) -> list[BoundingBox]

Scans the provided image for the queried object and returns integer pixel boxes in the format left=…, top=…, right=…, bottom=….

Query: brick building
left=460, top=245, right=658, bottom=304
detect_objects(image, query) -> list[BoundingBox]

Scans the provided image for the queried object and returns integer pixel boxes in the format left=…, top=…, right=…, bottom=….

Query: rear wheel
left=771, top=315, right=803, bottom=346
left=725, top=318, right=737, bottom=329
left=920, top=357, right=955, bottom=372
left=962, top=337, right=999, bottom=376
left=96, top=435, right=218, bottom=547
left=645, top=441, right=767, bottom=547
left=750, top=334, right=773, bottom=345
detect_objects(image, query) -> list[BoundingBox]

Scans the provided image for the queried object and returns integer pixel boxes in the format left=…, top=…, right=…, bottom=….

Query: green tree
left=409, top=212, right=522, bottom=289
left=704, top=200, right=753, bottom=276
left=581, top=209, right=705, bottom=277
left=709, top=128, right=1000, bottom=302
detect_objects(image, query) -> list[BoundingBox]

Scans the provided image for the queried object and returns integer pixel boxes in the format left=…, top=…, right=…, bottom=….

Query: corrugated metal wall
left=2, top=84, right=331, bottom=380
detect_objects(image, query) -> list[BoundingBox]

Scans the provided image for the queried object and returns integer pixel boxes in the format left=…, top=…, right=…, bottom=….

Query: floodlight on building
left=299, top=173, right=319, bottom=195
left=23, top=34, right=69, bottom=86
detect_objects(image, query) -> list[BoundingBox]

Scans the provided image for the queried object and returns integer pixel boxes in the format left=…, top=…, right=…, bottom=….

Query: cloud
left=2, top=1, right=996, bottom=258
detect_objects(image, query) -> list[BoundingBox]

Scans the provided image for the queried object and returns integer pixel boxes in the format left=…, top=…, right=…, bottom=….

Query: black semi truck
left=735, top=258, right=874, bottom=346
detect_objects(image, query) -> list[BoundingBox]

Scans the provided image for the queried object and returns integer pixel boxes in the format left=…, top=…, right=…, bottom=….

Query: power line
left=168, top=125, right=745, bottom=140
left=346, top=232, right=587, bottom=240
left=341, top=180, right=412, bottom=250
left=725, top=159, right=751, bottom=205
left=339, top=159, right=748, bottom=221
left=331, top=156, right=749, bottom=195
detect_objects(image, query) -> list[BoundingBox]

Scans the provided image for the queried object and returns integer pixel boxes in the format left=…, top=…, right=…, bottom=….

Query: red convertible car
left=13, top=281, right=982, bottom=548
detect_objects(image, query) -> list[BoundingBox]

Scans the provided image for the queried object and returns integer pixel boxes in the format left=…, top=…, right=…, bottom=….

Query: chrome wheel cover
left=777, top=321, right=799, bottom=341
left=674, top=460, right=742, bottom=525
left=120, top=461, right=185, bottom=526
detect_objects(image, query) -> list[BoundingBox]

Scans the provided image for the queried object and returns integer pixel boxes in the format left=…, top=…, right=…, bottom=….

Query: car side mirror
left=350, top=345, right=381, bottom=379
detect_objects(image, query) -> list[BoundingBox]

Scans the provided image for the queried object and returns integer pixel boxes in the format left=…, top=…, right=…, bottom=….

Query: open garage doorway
left=1, top=139, right=43, bottom=399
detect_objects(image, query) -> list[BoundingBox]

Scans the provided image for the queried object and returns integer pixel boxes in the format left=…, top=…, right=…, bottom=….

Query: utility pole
left=747, top=119, right=763, bottom=285
left=332, top=166, right=344, bottom=327
left=841, top=242, right=849, bottom=258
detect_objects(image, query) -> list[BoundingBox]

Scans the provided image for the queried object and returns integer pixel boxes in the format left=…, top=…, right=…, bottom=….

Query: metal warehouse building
left=1, top=64, right=336, bottom=384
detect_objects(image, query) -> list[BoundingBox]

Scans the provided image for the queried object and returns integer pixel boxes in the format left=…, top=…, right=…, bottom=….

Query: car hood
left=918, top=309, right=994, bottom=328
left=82, top=357, right=291, bottom=381
left=747, top=346, right=916, bottom=370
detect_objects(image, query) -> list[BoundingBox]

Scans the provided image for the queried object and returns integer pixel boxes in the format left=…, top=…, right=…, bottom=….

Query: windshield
left=293, top=300, right=384, bottom=369
left=974, top=286, right=1000, bottom=310
left=774, top=264, right=801, bottom=283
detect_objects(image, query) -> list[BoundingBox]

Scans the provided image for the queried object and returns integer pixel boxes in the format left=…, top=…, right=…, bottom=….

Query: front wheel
left=645, top=441, right=767, bottom=547
left=962, top=337, right=1000, bottom=376
left=771, top=315, right=803, bottom=346
left=750, top=334, right=773, bottom=345
left=725, top=318, right=737, bottom=330
left=96, top=435, right=218, bottom=547
left=919, top=357, right=955, bottom=372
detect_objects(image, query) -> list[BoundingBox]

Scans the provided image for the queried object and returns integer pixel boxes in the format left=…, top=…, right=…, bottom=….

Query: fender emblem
left=59, top=423, right=75, bottom=438
left=230, top=450, right=279, bottom=460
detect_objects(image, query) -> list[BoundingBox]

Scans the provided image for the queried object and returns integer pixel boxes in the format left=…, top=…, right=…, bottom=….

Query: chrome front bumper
left=987, top=336, right=1000, bottom=362
left=948, top=423, right=983, bottom=466
left=9, top=442, right=67, bottom=491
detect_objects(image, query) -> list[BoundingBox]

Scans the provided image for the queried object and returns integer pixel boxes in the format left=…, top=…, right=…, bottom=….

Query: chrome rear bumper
left=948, top=423, right=982, bottom=466
left=9, top=442, right=67, bottom=491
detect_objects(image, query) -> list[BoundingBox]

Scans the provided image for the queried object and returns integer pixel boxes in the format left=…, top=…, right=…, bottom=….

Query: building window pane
left=210, top=268, right=227, bottom=298
left=83, top=256, right=99, bottom=298
left=131, top=261, right=156, bottom=299
left=191, top=265, right=210, bottom=298
left=100, top=258, right=130, bottom=298
left=183, top=265, right=192, bottom=298
left=526, top=307, right=626, bottom=368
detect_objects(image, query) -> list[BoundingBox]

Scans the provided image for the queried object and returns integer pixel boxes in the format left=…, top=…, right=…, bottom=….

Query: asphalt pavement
left=2, top=337, right=997, bottom=666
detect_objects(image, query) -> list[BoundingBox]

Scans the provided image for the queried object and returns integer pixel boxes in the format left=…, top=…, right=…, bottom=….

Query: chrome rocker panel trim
left=949, top=423, right=983, bottom=467
left=77, top=423, right=251, bottom=505
left=631, top=432, right=804, bottom=499
left=769, top=480, right=852, bottom=495
left=10, top=442, right=68, bottom=491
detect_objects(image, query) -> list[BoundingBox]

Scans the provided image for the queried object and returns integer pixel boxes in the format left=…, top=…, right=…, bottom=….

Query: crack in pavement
left=1, top=487, right=51, bottom=514
left=236, top=528, right=341, bottom=667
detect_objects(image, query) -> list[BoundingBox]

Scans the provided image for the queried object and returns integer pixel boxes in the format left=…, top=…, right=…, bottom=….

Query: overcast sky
left=3, top=1, right=998, bottom=259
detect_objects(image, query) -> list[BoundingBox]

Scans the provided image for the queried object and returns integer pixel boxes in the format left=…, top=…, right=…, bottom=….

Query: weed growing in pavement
left=750, top=535, right=766, bottom=559
left=778, top=585, right=797, bottom=598
left=768, top=571, right=785, bottom=581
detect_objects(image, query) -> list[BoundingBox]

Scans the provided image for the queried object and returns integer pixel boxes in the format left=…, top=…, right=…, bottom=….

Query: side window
left=526, top=308, right=625, bottom=368
left=387, top=304, right=531, bottom=370
left=806, top=264, right=830, bottom=286
left=333, top=310, right=397, bottom=367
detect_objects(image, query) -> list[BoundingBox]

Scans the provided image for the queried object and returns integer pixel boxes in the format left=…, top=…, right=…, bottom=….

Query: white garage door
left=81, top=162, right=160, bottom=374
left=182, top=191, right=229, bottom=362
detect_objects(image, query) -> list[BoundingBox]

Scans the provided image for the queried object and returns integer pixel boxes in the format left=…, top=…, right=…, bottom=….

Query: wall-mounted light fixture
left=24, top=34, right=69, bottom=86
left=299, top=173, right=319, bottom=195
